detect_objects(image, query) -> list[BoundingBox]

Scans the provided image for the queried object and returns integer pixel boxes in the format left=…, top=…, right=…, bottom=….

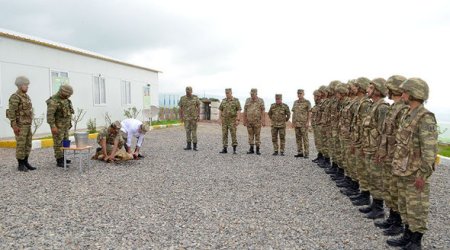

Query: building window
left=93, top=75, right=106, bottom=105
left=51, top=70, right=69, bottom=94
left=121, top=80, right=131, bottom=105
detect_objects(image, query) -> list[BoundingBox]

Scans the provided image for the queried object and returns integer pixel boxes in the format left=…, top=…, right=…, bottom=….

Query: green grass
left=438, top=144, right=450, bottom=157
left=150, top=119, right=181, bottom=126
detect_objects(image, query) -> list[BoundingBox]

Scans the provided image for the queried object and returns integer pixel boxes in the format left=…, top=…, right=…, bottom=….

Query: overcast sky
left=1, top=0, right=449, bottom=121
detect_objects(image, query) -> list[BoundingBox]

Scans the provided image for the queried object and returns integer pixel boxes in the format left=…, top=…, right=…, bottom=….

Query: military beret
left=59, top=84, right=73, bottom=96
left=15, top=76, right=30, bottom=87
left=275, top=94, right=282, bottom=99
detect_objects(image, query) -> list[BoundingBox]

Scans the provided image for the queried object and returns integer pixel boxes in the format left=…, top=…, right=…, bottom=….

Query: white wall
left=0, top=36, right=159, bottom=138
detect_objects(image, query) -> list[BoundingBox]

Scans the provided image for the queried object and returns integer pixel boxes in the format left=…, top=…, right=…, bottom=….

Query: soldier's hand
left=51, top=127, right=59, bottom=135
left=414, top=177, right=425, bottom=192
left=13, top=126, right=20, bottom=136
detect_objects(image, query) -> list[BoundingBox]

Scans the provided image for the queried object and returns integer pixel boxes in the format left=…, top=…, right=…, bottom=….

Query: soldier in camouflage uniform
left=268, top=94, right=290, bottom=156
left=317, top=86, right=332, bottom=167
left=94, top=121, right=133, bottom=162
left=387, top=78, right=438, bottom=249
left=312, top=86, right=328, bottom=164
left=291, top=89, right=311, bottom=158
left=219, top=88, right=241, bottom=154
left=358, top=78, right=389, bottom=219
left=6, top=76, right=36, bottom=172
left=46, top=84, right=75, bottom=167
left=310, top=89, right=322, bottom=163
left=243, top=88, right=265, bottom=155
left=374, top=75, right=408, bottom=236
left=179, top=86, right=201, bottom=151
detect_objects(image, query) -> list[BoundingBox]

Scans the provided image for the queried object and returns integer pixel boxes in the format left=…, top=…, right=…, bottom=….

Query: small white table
left=61, top=145, right=93, bottom=173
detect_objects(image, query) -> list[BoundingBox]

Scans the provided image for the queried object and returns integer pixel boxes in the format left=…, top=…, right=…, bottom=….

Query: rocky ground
left=1, top=123, right=449, bottom=249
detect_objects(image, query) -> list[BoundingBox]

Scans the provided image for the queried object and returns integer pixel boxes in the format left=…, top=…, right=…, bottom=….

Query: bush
left=87, top=118, right=97, bottom=134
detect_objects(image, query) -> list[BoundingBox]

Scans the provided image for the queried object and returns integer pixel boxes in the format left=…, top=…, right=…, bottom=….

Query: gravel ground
left=1, top=123, right=449, bottom=249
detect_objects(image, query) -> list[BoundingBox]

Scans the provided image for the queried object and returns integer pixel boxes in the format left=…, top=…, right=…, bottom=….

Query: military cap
left=225, top=88, right=232, bottom=93
left=297, top=89, right=304, bottom=94
left=400, top=77, right=429, bottom=101
left=336, top=84, right=349, bottom=94
left=186, top=86, right=193, bottom=92
left=318, top=85, right=327, bottom=93
left=313, top=90, right=320, bottom=96
left=370, top=78, right=388, bottom=96
left=140, top=123, right=150, bottom=133
left=386, top=75, right=407, bottom=94
left=275, top=94, right=282, bottom=99
left=15, top=76, right=30, bottom=87
left=250, top=88, right=258, bottom=94
left=328, top=80, right=342, bottom=90
left=355, top=77, right=371, bottom=92
left=59, top=84, right=73, bottom=96
left=111, top=121, right=122, bottom=129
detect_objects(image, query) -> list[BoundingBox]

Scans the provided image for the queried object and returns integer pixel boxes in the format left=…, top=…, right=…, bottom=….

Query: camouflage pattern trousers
left=383, top=164, right=397, bottom=211
left=184, top=119, right=198, bottom=143
left=246, top=122, right=261, bottom=147
left=222, top=120, right=237, bottom=147
left=397, top=174, right=430, bottom=233
left=356, top=149, right=369, bottom=191
left=320, top=125, right=331, bottom=158
left=367, top=153, right=383, bottom=200
left=15, top=125, right=32, bottom=160
left=294, top=126, right=309, bottom=155
left=271, top=127, right=286, bottom=153
left=312, top=126, right=321, bottom=154
left=346, top=144, right=357, bottom=181
left=52, top=127, right=70, bottom=159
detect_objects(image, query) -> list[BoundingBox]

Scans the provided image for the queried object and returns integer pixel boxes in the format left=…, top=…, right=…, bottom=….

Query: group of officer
left=310, top=76, right=437, bottom=249
left=178, top=87, right=311, bottom=157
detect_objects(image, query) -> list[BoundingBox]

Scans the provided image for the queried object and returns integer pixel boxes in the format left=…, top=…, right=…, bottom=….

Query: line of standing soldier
left=311, top=76, right=438, bottom=250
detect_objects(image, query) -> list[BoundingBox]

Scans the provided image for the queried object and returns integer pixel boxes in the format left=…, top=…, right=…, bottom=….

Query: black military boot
left=219, top=147, right=228, bottom=154
left=17, top=159, right=28, bottom=172
left=364, top=199, right=385, bottom=219
left=24, top=156, right=36, bottom=170
left=232, top=145, right=237, bottom=154
left=247, top=145, right=255, bottom=154
left=272, top=151, right=278, bottom=156
left=387, top=224, right=412, bottom=247
left=184, top=142, right=192, bottom=150
left=403, top=231, right=423, bottom=250
left=294, top=152, right=304, bottom=158
left=375, top=209, right=396, bottom=229
left=351, top=191, right=371, bottom=206
left=312, top=153, right=322, bottom=163
left=256, top=146, right=261, bottom=155
left=319, top=157, right=330, bottom=168
left=359, top=201, right=374, bottom=214
left=383, top=212, right=404, bottom=236
left=193, top=143, right=198, bottom=151
left=56, top=158, right=65, bottom=168
left=325, top=163, right=337, bottom=174
left=280, top=151, right=285, bottom=156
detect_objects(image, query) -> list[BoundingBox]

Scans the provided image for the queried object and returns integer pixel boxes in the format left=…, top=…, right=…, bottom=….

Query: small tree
left=87, top=118, right=97, bottom=134
left=32, top=113, right=45, bottom=137
left=71, top=108, right=87, bottom=132
left=123, top=106, right=141, bottom=119
left=104, top=112, right=112, bottom=127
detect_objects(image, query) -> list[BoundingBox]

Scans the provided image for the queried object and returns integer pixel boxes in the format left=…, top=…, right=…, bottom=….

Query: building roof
left=0, top=28, right=161, bottom=73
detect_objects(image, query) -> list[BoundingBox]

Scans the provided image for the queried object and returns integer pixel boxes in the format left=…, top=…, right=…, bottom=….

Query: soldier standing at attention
left=291, top=89, right=311, bottom=158
left=179, top=86, right=201, bottom=151
left=243, top=88, right=265, bottom=155
left=46, top=84, right=74, bottom=168
left=7, top=76, right=36, bottom=172
left=387, top=78, right=438, bottom=249
left=219, top=88, right=241, bottom=154
left=268, top=94, right=290, bottom=156
left=310, top=89, right=322, bottom=162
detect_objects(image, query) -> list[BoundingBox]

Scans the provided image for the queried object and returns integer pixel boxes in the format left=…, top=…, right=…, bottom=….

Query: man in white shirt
left=120, top=118, right=150, bottom=159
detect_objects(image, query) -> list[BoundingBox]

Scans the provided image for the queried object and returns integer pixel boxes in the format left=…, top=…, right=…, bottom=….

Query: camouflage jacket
left=7, top=90, right=33, bottom=127
left=351, top=96, right=372, bottom=147
left=291, top=98, right=311, bottom=127
left=310, top=103, right=320, bottom=128
left=339, top=97, right=358, bottom=140
left=46, top=94, right=74, bottom=129
left=219, top=97, right=241, bottom=120
left=268, top=103, right=290, bottom=128
left=179, top=95, right=201, bottom=120
left=97, top=128, right=124, bottom=149
left=392, top=104, right=438, bottom=178
left=362, top=98, right=389, bottom=152
left=244, top=97, right=265, bottom=124
left=317, top=98, right=331, bottom=126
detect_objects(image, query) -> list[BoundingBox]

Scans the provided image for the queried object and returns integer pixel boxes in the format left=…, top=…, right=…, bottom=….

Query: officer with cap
left=178, top=86, right=201, bottom=151
left=219, top=88, right=241, bottom=154
left=120, top=118, right=150, bottom=158
left=292, top=89, right=311, bottom=158
left=46, top=84, right=74, bottom=167
left=268, top=94, right=290, bottom=156
left=387, top=78, right=438, bottom=249
left=7, top=76, right=36, bottom=172
left=243, top=88, right=265, bottom=155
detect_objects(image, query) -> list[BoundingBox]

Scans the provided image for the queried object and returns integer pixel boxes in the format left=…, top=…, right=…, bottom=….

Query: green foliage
left=438, top=144, right=450, bottom=157
left=124, top=106, right=141, bottom=119
left=87, top=118, right=97, bottom=134
left=151, top=119, right=181, bottom=126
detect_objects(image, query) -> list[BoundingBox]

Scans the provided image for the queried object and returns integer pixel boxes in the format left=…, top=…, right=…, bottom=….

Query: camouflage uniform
left=341, top=93, right=359, bottom=180
left=268, top=95, right=290, bottom=154
left=219, top=91, right=241, bottom=147
left=179, top=89, right=201, bottom=144
left=244, top=90, right=265, bottom=148
left=46, top=85, right=74, bottom=160
left=310, top=90, right=321, bottom=159
left=292, top=92, right=311, bottom=156
left=391, top=78, right=437, bottom=243
left=94, top=123, right=132, bottom=161
left=8, top=89, right=33, bottom=160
